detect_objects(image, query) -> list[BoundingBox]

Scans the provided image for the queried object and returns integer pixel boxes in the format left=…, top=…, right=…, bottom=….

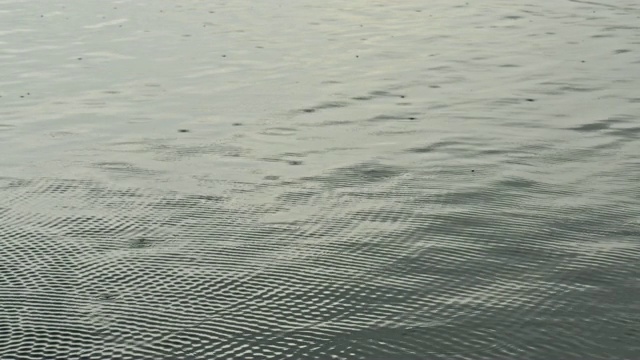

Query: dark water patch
left=495, top=177, right=543, bottom=190
left=436, top=188, right=523, bottom=208
left=367, top=114, right=419, bottom=122
left=22, top=179, right=83, bottom=196
left=151, top=143, right=247, bottom=161
left=128, top=237, right=158, bottom=249
left=261, top=156, right=305, bottom=166
left=150, top=195, right=217, bottom=211
left=491, top=97, right=533, bottom=106
left=479, top=148, right=509, bottom=156
left=539, top=81, right=603, bottom=93
left=343, top=164, right=403, bottom=182
left=601, top=115, right=635, bottom=124
left=316, top=101, right=349, bottom=110
left=567, top=121, right=610, bottom=132
left=302, top=162, right=405, bottom=190
left=406, top=141, right=459, bottom=154
left=298, top=101, right=349, bottom=114
left=275, top=190, right=319, bottom=205
left=558, top=85, right=602, bottom=92
left=49, top=131, right=78, bottom=138
left=373, top=129, right=426, bottom=136
left=607, top=127, right=640, bottom=138
left=185, top=194, right=225, bottom=203
left=427, top=65, right=453, bottom=72
left=570, top=0, right=636, bottom=10
left=349, top=208, right=416, bottom=224
left=306, top=118, right=356, bottom=127
left=603, top=25, right=640, bottom=31
left=369, top=90, right=404, bottom=98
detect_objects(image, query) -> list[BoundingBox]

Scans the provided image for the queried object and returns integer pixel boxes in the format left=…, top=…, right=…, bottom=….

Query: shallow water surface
left=1, top=0, right=639, bottom=359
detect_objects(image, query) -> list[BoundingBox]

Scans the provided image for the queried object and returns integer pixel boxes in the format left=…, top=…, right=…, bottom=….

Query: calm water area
left=1, top=0, right=639, bottom=359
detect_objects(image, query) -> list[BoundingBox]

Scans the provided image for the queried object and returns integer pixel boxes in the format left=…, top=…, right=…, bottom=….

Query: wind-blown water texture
left=1, top=0, right=639, bottom=359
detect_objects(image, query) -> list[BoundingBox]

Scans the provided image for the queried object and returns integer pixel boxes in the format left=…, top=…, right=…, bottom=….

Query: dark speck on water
left=178, top=129, right=189, bottom=133
left=97, top=293, right=119, bottom=301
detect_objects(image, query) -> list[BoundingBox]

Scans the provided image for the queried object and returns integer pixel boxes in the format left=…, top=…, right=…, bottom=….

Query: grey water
left=1, top=0, right=639, bottom=359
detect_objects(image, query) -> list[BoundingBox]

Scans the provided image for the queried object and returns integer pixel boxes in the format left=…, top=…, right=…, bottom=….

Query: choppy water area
left=1, top=0, right=639, bottom=358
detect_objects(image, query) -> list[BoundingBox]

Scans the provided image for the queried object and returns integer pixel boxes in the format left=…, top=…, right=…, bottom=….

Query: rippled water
left=1, top=0, right=639, bottom=359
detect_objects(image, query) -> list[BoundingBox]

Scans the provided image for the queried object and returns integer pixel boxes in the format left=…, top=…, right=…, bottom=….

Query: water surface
left=1, top=0, right=639, bottom=359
